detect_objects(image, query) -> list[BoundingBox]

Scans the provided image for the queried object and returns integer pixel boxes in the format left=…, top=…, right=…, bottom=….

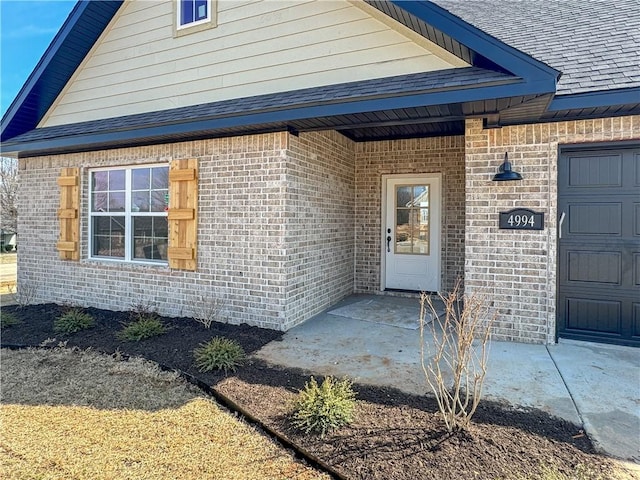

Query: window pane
left=92, top=171, right=108, bottom=191
left=413, top=208, right=430, bottom=254
left=395, top=209, right=411, bottom=254
left=92, top=216, right=125, bottom=258
left=109, top=170, right=125, bottom=190
left=195, top=0, right=207, bottom=20
left=181, top=0, right=194, bottom=24
left=415, top=187, right=429, bottom=254
left=394, top=184, right=430, bottom=255
left=150, top=190, right=169, bottom=212
left=92, top=192, right=107, bottom=212
left=132, top=191, right=150, bottom=212
left=153, top=217, right=168, bottom=237
left=413, top=186, right=427, bottom=206
left=396, top=186, right=412, bottom=207
left=133, top=217, right=168, bottom=261
left=108, top=192, right=125, bottom=212
left=134, top=216, right=152, bottom=236
left=152, top=166, right=169, bottom=189
left=132, top=168, right=150, bottom=190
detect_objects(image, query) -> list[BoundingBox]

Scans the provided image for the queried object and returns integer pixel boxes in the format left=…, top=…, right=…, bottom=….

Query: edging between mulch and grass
left=1, top=343, right=345, bottom=480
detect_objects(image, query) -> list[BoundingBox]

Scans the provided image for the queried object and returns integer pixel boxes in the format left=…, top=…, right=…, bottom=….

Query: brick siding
left=18, top=131, right=356, bottom=330
left=465, top=116, right=640, bottom=343
left=18, top=115, right=639, bottom=338
left=284, top=131, right=356, bottom=328
left=19, top=134, right=293, bottom=330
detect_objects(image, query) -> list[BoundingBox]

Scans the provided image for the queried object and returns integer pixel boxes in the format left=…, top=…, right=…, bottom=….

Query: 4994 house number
left=499, top=208, right=544, bottom=231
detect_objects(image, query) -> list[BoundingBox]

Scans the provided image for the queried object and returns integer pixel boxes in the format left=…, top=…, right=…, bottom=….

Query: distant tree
left=0, top=157, right=18, bottom=234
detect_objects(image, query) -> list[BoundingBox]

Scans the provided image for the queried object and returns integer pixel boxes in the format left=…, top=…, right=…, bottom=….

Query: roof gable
left=1, top=1, right=123, bottom=142
left=41, top=0, right=469, bottom=128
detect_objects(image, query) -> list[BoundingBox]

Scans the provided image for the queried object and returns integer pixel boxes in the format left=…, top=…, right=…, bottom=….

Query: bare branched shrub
left=11, top=281, right=38, bottom=308
left=191, top=295, right=226, bottom=328
left=129, top=301, right=158, bottom=322
left=420, top=281, right=496, bottom=432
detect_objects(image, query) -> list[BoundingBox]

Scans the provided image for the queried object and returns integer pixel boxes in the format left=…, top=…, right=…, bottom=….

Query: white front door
left=383, top=174, right=441, bottom=291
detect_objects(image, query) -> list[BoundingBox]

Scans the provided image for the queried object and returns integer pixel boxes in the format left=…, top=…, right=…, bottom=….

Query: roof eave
left=0, top=1, right=124, bottom=141
left=2, top=78, right=556, bottom=157
left=548, top=87, right=640, bottom=112
left=388, top=0, right=561, bottom=84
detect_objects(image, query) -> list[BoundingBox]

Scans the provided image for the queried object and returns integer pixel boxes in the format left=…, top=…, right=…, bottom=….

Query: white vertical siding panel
left=42, top=0, right=469, bottom=128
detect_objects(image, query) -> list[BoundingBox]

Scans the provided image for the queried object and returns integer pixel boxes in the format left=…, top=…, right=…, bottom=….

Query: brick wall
left=284, top=131, right=356, bottom=328
left=354, top=136, right=466, bottom=293
left=20, top=115, right=638, bottom=338
left=18, top=133, right=294, bottom=330
left=465, top=116, right=640, bottom=343
left=17, top=130, right=358, bottom=331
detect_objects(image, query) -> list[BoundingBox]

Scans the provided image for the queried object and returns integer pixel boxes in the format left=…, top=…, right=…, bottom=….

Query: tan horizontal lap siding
left=41, top=0, right=465, bottom=127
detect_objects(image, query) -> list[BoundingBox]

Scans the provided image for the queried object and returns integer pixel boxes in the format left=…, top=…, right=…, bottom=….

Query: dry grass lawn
left=0, top=347, right=328, bottom=480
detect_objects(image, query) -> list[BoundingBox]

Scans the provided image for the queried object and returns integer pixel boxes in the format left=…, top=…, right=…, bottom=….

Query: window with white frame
left=178, top=0, right=210, bottom=28
left=89, top=165, right=169, bottom=263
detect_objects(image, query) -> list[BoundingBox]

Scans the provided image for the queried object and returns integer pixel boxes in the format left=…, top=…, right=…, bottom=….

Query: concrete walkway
left=0, top=254, right=17, bottom=294
left=256, top=294, right=640, bottom=464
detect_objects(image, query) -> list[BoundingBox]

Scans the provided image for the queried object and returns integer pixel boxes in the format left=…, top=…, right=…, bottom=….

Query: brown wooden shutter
left=57, top=167, right=80, bottom=261
left=167, top=159, right=198, bottom=270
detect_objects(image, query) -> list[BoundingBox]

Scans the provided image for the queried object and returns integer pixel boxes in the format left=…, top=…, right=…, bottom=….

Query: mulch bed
left=1, top=303, right=621, bottom=480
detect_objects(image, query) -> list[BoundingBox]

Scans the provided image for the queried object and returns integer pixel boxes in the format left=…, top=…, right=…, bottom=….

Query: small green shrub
left=291, top=376, right=356, bottom=437
left=53, top=308, right=95, bottom=334
left=1, top=312, right=20, bottom=328
left=117, top=317, right=166, bottom=342
left=193, top=337, right=245, bottom=373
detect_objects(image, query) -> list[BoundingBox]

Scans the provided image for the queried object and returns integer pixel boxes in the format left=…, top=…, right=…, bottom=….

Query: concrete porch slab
left=328, top=295, right=441, bottom=330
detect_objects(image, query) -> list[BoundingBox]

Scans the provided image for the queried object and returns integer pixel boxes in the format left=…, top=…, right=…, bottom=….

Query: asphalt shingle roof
left=433, top=0, right=640, bottom=95
left=4, top=67, right=515, bottom=145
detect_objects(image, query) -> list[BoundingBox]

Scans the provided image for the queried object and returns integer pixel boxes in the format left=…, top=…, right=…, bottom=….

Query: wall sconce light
left=492, top=152, right=523, bottom=181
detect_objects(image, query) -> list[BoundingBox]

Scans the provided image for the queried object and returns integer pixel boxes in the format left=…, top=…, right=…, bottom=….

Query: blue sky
left=1, top=0, right=75, bottom=116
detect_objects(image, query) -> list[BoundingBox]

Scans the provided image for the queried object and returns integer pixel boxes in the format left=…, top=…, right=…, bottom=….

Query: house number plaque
left=499, top=208, right=544, bottom=230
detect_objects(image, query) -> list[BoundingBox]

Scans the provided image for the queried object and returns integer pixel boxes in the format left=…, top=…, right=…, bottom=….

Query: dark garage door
left=558, top=145, right=640, bottom=347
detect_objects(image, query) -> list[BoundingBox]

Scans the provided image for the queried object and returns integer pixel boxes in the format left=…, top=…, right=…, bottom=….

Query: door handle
left=558, top=211, right=566, bottom=239
left=386, top=236, right=391, bottom=252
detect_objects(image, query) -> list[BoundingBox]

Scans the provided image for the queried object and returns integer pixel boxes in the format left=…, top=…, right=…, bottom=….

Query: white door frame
left=380, top=173, right=442, bottom=291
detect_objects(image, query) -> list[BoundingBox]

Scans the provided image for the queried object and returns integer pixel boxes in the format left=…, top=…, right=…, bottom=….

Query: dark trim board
left=557, top=140, right=640, bottom=151
left=557, top=331, right=639, bottom=348
left=3, top=79, right=552, bottom=156
left=548, top=87, right=640, bottom=112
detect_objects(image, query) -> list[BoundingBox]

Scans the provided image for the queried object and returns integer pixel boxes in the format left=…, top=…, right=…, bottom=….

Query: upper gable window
left=175, top=0, right=216, bottom=35
left=179, top=0, right=209, bottom=27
